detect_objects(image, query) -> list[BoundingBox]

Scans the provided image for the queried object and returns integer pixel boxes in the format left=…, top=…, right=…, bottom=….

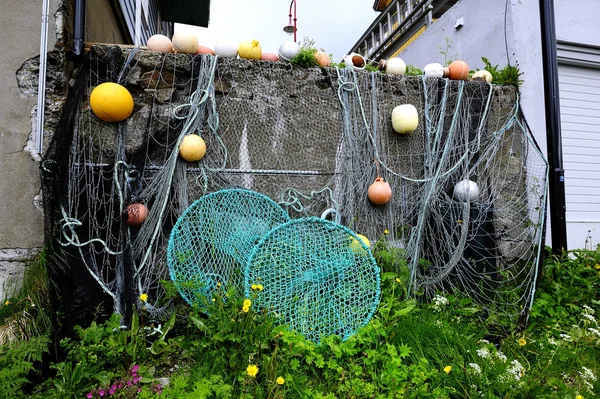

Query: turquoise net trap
left=245, top=217, right=381, bottom=343
left=167, top=189, right=290, bottom=305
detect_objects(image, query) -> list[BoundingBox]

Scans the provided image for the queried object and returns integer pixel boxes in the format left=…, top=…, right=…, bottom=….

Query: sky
left=175, top=0, right=378, bottom=62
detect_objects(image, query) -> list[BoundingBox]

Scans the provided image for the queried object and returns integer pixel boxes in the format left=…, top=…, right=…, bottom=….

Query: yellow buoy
left=179, top=134, right=207, bottom=162
left=350, top=233, right=371, bottom=253
left=90, top=82, right=134, bottom=123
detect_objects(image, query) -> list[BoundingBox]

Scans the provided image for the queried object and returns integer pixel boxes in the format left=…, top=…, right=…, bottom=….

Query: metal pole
left=293, top=0, right=297, bottom=43
left=288, top=0, right=297, bottom=42
left=539, top=0, right=568, bottom=253
left=135, top=0, right=142, bottom=46
left=36, top=0, right=50, bottom=156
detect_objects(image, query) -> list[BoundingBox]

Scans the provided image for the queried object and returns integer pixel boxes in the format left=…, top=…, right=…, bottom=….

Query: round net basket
left=167, top=189, right=290, bottom=306
left=245, top=217, right=381, bottom=342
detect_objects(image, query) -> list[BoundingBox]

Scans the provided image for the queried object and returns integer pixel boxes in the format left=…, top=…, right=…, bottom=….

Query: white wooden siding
left=558, top=64, right=600, bottom=248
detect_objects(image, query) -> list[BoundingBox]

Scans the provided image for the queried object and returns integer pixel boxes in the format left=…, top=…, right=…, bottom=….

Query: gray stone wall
left=55, top=48, right=530, bottom=260
left=0, top=0, right=64, bottom=299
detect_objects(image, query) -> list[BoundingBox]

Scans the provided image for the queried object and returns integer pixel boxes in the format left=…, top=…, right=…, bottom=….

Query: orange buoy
left=367, top=177, right=392, bottom=205
left=448, top=60, right=469, bottom=80
left=126, top=203, right=149, bottom=227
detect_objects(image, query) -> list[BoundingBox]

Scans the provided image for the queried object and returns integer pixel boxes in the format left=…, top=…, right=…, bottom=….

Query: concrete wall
left=0, top=0, right=63, bottom=299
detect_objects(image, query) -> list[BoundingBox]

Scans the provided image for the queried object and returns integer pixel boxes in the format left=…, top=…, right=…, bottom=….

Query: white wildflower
left=433, top=319, right=443, bottom=327
left=582, top=313, right=597, bottom=324
left=548, top=337, right=559, bottom=345
left=468, top=363, right=482, bottom=374
left=582, top=304, right=595, bottom=315
left=588, top=327, right=600, bottom=338
left=495, top=351, right=507, bottom=362
left=507, top=359, right=525, bottom=381
left=432, top=295, right=449, bottom=312
left=560, top=333, right=572, bottom=342
left=583, top=379, right=594, bottom=393
left=476, top=348, right=491, bottom=359
left=580, top=366, right=597, bottom=382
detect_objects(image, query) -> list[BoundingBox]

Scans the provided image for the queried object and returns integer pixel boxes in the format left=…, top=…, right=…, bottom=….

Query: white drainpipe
left=36, top=0, right=50, bottom=156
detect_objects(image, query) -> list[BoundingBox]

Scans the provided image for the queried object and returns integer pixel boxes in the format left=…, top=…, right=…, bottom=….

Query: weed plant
left=1, top=245, right=599, bottom=397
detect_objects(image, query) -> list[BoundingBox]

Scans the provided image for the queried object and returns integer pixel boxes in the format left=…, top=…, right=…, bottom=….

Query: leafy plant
left=437, top=37, right=458, bottom=66
left=405, top=64, right=423, bottom=76
left=475, top=56, right=524, bottom=85
left=7, top=245, right=600, bottom=397
left=290, top=38, right=318, bottom=68
left=0, top=249, right=53, bottom=344
left=497, top=62, right=524, bottom=85
left=0, top=336, right=49, bottom=398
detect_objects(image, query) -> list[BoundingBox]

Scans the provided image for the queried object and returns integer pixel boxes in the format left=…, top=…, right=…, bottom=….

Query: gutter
left=68, top=0, right=87, bottom=60
left=539, top=0, right=568, bottom=253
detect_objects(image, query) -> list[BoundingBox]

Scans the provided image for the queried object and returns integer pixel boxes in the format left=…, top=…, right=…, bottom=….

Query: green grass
left=1, top=246, right=599, bottom=398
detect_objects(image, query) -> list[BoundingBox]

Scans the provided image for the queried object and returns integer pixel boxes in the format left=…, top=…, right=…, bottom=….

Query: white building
left=350, top=0, right=600, bottom=249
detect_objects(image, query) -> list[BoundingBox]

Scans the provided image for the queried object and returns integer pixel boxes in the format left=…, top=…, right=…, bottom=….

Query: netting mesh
left=40, top=45, right=548, bottom=331
left=245, top=217, right=380, bottom=343
left=334, top=70, right=548, bottom=322
left=166, top=189, right=290, bottom=305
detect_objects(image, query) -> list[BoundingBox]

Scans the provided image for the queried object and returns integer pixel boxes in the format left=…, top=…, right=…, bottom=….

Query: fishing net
left=40, top=44, right=548, bottom=331
left=167, top=189, right=290, bottom=306
left=334, top=69, right=548, bottom=322
left=245, top=217, right=380, bottom=342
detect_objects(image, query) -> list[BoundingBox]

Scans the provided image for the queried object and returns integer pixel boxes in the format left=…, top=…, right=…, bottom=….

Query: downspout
left=68, top=0, right=87, bottom=60
left=36, top=0, right=51, bottom=156
left=539, top=0, right=568, bottom=254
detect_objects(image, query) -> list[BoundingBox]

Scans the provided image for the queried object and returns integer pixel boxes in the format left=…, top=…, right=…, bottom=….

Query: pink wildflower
left=86, top=392, right=94, bottom=399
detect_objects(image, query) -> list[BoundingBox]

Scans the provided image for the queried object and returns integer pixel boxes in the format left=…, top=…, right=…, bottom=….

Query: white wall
left=555, top=0, right=600, bottom=46
left=399, top=0, right=545, bottom=150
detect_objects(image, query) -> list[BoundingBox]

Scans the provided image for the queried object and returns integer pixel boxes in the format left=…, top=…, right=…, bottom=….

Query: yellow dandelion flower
left=246, top=364, right=259, bottom=377
left=217, top=282, right=221, bottom=287
left=255, top=284, right=264, bottom=291
left=395, top=277, right=401, bottom=283
left=576, top=395, right=584, bottom=399
left=276, top=376, right=285, bottom=385
left=518, top=337, right=527, bottom=346
left=243, top=299, right=252, bottom=307
left=242, top=305, right=250, bottom=313
left=444, top=365, right=452, bottom=374
left=594, top=264, right=600, bottom=270
left=139, top=293, right=148, bottom=302
left=383, top=229, right=389, bottom=235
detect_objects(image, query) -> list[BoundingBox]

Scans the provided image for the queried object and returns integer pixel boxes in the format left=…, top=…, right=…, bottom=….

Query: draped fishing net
left=334, top=70, right=548, bottom=323
left=41, top=44, right=547, bottom=332
left=245, top=217, right=380, bottom=343
left=167, top=189, right=290, bottom=306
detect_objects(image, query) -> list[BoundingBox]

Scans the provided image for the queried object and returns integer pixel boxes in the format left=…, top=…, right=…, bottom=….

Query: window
left=391, top=10, right=399, bottom=28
